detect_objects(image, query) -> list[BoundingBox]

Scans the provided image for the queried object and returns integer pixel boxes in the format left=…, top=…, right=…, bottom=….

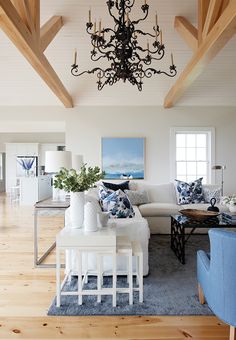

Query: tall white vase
left=84, top=202, right=98, bottom=232
left=70, top=191, right=85, bottom=228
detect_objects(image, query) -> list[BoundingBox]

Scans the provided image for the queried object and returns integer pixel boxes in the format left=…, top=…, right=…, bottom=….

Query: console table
left=34, top=198, right=70, bottom=268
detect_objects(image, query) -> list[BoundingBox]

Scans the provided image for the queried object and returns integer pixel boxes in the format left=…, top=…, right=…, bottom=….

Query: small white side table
left=56, top=226, right=117, bottom=307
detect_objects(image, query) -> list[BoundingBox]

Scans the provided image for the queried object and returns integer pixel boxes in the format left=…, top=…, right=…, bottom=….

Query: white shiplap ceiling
left=0, top=0, right=235, bottom=107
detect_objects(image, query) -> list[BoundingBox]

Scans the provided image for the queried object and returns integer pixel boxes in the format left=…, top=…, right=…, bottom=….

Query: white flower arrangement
left=222, top=195, right=236, bottom=206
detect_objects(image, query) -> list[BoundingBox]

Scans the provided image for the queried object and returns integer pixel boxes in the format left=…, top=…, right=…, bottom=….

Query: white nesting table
left=56, top=226, right=117, bottom=307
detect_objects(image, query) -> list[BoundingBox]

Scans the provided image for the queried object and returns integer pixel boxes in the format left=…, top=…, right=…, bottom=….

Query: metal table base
left=34, top=199, right=70, bottom=268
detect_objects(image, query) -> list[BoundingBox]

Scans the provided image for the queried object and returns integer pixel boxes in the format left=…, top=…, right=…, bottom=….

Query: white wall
left=0, top=105, right=235, bottom=195
left=66, top=106, right=236, bottom=195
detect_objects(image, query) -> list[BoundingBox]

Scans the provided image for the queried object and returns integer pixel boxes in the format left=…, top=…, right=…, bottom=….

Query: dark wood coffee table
left=171, top=214, right=234, bottom=264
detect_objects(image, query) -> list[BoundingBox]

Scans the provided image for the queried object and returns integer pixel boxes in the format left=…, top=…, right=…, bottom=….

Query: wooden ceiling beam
left=11, top=0, right=28, bottom=28
left=220, top=0, right=230, bottom=15
left=202, top=0, right=223, bottom=39
left=22, top=0, right=36, bottom=38
left=40, top=16, right=63, bottom=52
left=175, top=16, right=198, bottom=52
left=28, top=0, right=40, bottom=41
left=164, top=1, right=236, bottom=108
left=198, top=0, right=210, bottom=45
left=0, top=0, right=73, bottom=108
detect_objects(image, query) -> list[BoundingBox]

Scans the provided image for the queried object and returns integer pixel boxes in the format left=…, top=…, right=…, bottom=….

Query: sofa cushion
left=124, top=189, right=149, bottom=206
left=135, top=183, right=177, bottom=204
left=102, top=181, right=129, bottom=192
left=103, top=189, right=135, bottom=219
left=139, top=203, right=180, bottom=217
left=174, top=178, right=204, bottom=205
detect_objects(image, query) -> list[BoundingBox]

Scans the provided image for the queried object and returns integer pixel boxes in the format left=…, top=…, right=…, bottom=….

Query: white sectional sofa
left=65, top=181, right=226, bottom=276
left=134, top=182, right=227, bottom=234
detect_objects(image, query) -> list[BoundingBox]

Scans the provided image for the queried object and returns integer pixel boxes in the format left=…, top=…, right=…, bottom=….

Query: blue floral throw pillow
left=103, top=189, right=135, bottom=219
left=98, top=185, right=114, bottom=211
left=175, top=178, right=204, bottom=205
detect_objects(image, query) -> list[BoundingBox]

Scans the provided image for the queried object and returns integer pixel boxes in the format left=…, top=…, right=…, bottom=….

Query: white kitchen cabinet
left=20, top=175, right=52, bottom=205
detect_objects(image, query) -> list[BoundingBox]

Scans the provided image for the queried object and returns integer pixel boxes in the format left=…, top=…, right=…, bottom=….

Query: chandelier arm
left=124, top=0, right=136, bottom=10
left=151, top=54, right=165, bottom=61
left=95, top=43, right=116, bottom=58
left=103, top=28, right=116, bottom=35
left=90, top=37, right=115, bottom=55
left=149, top=48, right=165, bottom=59
left=144, top=67, right=177, bottom=78
left=91, top=53, right=109, bottom=62
left=107, top=4, right=119, bottom=25
left=132, top=5, right=149, bottom=26
left=71, top=66, right=106, bottom=77
left=98, top=41, right=117, bottom=51
left=135, top=44, right=162, bottom=56
left=133, top=29, right=156, bottom=39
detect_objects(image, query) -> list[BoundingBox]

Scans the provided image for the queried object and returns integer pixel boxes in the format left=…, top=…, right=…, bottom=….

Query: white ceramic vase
left=229, top=204, right=236, bottom=213
left=97, top=211, right=110, bottom=228
left=84, top=202, right=98, bottom=232
left=70, top=191, right=85, bottom=228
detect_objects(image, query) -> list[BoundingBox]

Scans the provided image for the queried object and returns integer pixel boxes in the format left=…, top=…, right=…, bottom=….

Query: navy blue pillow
left=102, top=181, right=130, bottom=192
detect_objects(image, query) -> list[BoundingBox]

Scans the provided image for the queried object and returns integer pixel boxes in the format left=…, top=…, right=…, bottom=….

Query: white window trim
left=170, top=127, right=215, bottom=184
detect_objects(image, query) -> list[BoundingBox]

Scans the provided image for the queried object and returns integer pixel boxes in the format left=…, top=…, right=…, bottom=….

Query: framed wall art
left=101, top=137, right=145, bottom=180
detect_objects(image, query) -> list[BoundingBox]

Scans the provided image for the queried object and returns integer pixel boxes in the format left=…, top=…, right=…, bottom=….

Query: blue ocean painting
left=102, top=138, right=145, bottom=180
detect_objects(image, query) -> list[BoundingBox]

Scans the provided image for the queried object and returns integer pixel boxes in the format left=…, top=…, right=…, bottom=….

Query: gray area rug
left=48, top=235, right=213, bottom=316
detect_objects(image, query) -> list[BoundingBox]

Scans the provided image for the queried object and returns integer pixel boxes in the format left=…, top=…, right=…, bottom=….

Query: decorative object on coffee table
left=207, top=198, right=219, bottom=213
left=179, top=209, right=219, bottom=221
left=53, top=165, right=103, bottom=228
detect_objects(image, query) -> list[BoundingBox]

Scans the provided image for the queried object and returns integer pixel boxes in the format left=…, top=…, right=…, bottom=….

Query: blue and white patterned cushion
left=103, top=189, right=135, bottom=219
left=175, top=178, right=204, bottom=205
left=98, top=185, right=114, bottom=211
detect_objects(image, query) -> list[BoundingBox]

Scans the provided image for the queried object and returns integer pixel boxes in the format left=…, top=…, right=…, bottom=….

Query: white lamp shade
left=72, top=154, right=84, bottom=170
left=45, top=151, right=72, bottom=173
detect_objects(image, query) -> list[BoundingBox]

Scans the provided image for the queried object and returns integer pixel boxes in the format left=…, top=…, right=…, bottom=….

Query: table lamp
left=212, top=165, right=226, bottom=196
left=72, top=154, right=84, bottom=172
left=45, top=151, right=72, bottom=201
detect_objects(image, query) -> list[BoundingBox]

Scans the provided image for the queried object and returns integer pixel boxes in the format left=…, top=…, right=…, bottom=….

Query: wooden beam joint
left=175, top=16, right=198, bottom=52
left=40, top=16, right=63, bottom=51
left=164, top=1, right=236, bottom=108
left=0, top=0, right=73, bottom=108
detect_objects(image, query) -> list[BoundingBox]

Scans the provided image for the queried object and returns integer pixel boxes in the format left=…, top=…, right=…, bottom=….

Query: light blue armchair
left=197, top=229, right=236, bottom=340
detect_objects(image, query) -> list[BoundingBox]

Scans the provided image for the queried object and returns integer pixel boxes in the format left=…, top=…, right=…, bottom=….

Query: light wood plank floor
left=0, top=193, right=229, bottom=339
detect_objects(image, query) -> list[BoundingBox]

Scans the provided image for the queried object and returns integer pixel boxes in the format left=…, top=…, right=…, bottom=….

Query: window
left=170, top=128, right=215, bottom=184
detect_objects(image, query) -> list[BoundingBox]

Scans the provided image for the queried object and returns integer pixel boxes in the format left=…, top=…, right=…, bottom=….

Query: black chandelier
left=71, top=0, right=177, bottom=91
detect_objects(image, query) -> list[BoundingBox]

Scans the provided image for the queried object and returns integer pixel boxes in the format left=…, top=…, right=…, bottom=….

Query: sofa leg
left=198, top=283, right=205, bottom=304
left=230, top=326, right=236, bottom=340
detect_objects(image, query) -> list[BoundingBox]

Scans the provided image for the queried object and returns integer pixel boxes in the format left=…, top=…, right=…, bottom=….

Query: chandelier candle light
left=71, top=0, right=177, bottom=91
